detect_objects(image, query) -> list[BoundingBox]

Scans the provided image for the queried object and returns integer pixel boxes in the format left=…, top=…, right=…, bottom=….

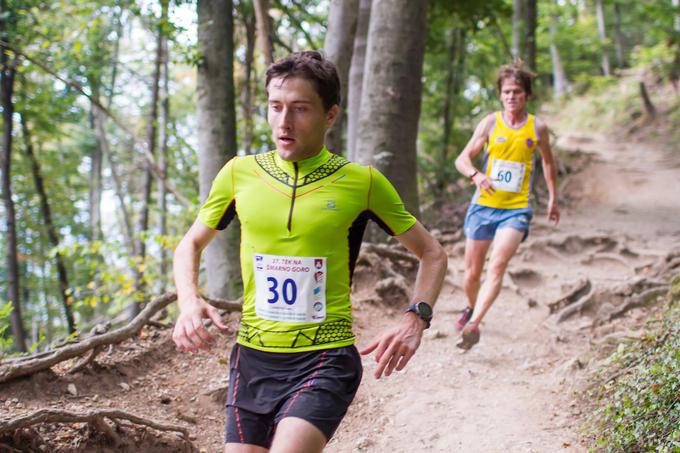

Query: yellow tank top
left=475, top=111, right=538, bottom=209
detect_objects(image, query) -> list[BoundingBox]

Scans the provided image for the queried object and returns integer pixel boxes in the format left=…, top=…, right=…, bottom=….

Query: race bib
left=253, top=254, right=327, bottom=323
left=490, top=159, right=525, bottom=193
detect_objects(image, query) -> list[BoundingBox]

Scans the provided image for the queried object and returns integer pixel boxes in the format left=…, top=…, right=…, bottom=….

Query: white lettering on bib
left=490, top=159, right=525, bottom=193
left=253, top=253, right=327, bottom=323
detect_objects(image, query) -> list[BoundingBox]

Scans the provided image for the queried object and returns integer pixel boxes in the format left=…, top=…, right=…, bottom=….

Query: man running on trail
left=454, top=62, right=560, bottom=351
left=172, top=51, right=447, bottom=453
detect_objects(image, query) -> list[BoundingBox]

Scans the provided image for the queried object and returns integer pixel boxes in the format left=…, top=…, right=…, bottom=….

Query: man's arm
left=172, top=219, right=228, bottom=353
left=359, top=221, right=447, bottom=379
left=455, top=113, right=496, bottom=196
left=535, top=117, right=560, bottom=225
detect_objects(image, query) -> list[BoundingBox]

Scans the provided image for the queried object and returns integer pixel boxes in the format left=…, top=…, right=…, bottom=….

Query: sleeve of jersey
left=368, top=167, right=417, bottom=236
left=197, top=158, right=237, bottom=231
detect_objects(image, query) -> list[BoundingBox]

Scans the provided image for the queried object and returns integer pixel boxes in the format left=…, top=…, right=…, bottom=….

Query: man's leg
left=468, top=227, right=524, bottom=325
left=458, top=228, right=524, bottom=349
left=463, top=238, right=493, bottom=309
left=269, top=417, right=326, bottom=453
left=224, top=443, right=268, bottom=453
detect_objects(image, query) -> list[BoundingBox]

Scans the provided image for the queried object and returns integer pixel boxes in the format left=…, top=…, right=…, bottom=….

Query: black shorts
left=224, top=343, right=363, bottom=448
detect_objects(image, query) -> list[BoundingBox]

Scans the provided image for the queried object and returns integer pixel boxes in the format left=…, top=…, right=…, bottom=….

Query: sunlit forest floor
left=2, top=78, right=679, bottom=452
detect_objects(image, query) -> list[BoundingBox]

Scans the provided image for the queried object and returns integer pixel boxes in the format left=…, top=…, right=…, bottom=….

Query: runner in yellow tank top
left=476, top=111, right=537, bottom=209
left=454, top=63, right=560, bottom=350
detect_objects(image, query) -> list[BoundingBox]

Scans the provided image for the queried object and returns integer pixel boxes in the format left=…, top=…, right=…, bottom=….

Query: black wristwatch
left=405, top=301, right=433, bottom=329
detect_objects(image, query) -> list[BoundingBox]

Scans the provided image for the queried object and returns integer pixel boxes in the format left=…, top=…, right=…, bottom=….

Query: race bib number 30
left=490, top=159, right=525, bottom=193
left=253, top=254, right=327, bottom=323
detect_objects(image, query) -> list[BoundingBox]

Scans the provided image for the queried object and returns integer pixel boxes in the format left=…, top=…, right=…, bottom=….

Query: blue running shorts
left=463, top=204, right=533, bottom=241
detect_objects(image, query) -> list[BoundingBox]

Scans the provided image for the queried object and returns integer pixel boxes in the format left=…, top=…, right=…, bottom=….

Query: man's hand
left=359, top=313, right=426, bottom=379
left=172, top=298, right=229, bottom=353
left=547, top=198, right=560, bottom=225
left=471, top=172, right=496, bottom=196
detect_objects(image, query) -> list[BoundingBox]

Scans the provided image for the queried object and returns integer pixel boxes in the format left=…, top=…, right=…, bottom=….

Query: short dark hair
left=496, top=62, right=536, bottom=97
left=265, top=51, right=341, bottom=111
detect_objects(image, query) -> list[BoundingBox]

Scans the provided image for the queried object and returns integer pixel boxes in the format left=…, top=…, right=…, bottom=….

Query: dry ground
left=1, top=121, right=679, bottom=452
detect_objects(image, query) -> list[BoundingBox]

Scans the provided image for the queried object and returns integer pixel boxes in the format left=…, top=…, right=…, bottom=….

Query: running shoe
left=455, top=306, right=474, bottom=331
left=456, top=322, right=480, bottom=351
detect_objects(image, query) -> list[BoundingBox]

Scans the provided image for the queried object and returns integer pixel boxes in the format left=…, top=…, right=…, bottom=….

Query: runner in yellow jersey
left=171, top=51, right=447, bottom=452
left=454, top=63, right=560, bottom=350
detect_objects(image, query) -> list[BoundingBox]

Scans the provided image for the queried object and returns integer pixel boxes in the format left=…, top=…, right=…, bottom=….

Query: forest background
left=0, top=0, right=678, bottom=356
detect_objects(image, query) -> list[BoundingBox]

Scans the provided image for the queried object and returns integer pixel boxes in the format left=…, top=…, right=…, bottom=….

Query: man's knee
left=464, top=269, right=483, bottom=286
left=270, top=417, right=326, bottom=453
left=487, top=257, right=510, bottom=280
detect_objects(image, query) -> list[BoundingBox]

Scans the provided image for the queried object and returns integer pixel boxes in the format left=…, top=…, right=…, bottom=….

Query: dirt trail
left=2, top=129, right=678, bottom=452
left=328, top=131, right=680, bottom=452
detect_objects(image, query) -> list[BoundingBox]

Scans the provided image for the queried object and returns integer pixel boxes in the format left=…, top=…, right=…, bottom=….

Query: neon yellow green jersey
left=198, top=148, right=416, bottom=353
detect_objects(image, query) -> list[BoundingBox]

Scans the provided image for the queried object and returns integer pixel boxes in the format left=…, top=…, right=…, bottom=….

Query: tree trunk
left=88, top=93, right=103, bottom=242
left=20, top=114, right=76, bottom=334
left=197, top=0, right=241, bottom=299
left=1, top=15, right=27, bottom=352
left=323, top=0, right=359, bottom=155
left=524, top=0, right=537, bottom=71
left=595, top=0, right=611, bottom=76
left=238, top=2, right=256, bottom=155
left=346, top=0, right=372, bottom=161
left=512, top=0, right=524, bottom=61
left=613, top=2, right=625, bottom=69
left=95, top=110, right=135, bottom=255
left=253, top=0, right=274, bottom=65
left=549, top=13, right=570, bottom=99
left=639, top=81, right=656, bottom=118
left=355, top=0, right=427, bottom=218
left=107, top=8, right=123, bottom=109
left=158, top=26, right=170, bottom=295
left=437, top=28, right=461, bottom=206
left=491, top=16, right=513, bottom=60
left=131, top=0, right=166, bottom=317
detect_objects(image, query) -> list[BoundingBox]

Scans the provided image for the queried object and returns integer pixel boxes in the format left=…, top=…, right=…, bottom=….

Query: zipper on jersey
left=287, top=162, right=299, bottom=232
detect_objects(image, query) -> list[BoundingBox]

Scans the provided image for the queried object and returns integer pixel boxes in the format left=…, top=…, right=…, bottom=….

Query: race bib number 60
left=490, top=158, right=525, bottom=193
left=253, top=253, right=327, bottom=323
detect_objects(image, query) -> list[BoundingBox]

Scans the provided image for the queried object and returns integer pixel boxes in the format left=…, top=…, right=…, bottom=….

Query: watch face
left=416, top=302, right=432, bottom=319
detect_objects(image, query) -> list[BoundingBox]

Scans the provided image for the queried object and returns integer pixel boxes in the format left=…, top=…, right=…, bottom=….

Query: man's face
left=267, top=76, right=338, bottom=162
left=499, top=78, right=529, bottom=115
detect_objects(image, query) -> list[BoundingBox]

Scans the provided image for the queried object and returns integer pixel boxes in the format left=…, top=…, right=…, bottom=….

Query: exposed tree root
left=361, top=243, right=418, bottom=266
left=548, top=278, right=592, bottom=314
left=0, top=293, right=241, bottom=384
left=555, top=276, right=671, bottom=324
left=580, top=252, right=635, bottom=269
left=556, top=287, right=598, bottom=323
left=0, top=409, right=190, bottom=445
left=355, top=244, right=417, bottom=306
left=530, top=234, right=619, bottom=256
left=67, top=345, right=104, bottom=375
left=607, top=286, right=669, bottom=321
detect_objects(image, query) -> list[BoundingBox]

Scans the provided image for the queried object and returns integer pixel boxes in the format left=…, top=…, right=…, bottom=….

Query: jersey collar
left=274, top=147, right=332, bottom=179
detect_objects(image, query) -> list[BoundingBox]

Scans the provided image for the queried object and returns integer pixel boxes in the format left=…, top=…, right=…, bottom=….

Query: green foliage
left=586, top=280, right=680, bottom=452
left=0, top=301, right=16, bottom=356
left=630, top=42, right=678, bottom=83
